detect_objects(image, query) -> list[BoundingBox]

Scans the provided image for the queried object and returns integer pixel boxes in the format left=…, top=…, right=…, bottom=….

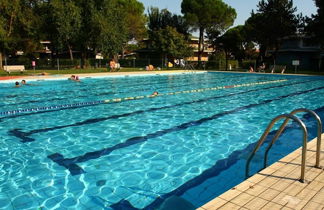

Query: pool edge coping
left=198, top=134, right=324, bottom=209
left=0, top=70, right=207, bottom=83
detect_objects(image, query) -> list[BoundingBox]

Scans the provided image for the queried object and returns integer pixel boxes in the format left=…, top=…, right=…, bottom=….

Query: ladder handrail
left=264, top=108, right=322, bottom=169
left=245, top=114, right=308, bottom=182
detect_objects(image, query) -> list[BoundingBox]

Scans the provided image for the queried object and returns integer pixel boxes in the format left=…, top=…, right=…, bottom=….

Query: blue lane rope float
left=0, top=79, right=287, bottom=116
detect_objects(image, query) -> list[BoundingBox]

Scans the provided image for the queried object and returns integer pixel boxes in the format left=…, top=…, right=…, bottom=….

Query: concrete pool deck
left=199, top=134, right=324, bottom=210
left=0, top=70, right=203, bottom=82
left=1, top=70, right=322, bottom=83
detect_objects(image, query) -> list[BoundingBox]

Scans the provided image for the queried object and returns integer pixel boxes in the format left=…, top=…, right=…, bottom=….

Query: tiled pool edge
left=198, top=134, right=324, bottom=210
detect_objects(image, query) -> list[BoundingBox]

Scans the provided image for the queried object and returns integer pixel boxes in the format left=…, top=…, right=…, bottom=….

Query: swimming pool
left=0, top=72, right=323, bottom=209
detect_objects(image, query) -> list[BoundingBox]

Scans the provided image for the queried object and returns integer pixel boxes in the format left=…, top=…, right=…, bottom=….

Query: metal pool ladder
left=245, top=108, right=322, bottom=183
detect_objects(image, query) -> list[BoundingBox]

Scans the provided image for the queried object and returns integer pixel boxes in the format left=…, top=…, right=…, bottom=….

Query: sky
left=138, top=0, right=318, bottom=26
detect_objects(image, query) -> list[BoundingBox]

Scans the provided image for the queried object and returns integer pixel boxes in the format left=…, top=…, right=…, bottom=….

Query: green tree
left=50, top=0, right=81, bottom=61
left=0, top=0, right=40, bottom=69
left=305, top=0, right=324, bottom=70
left=306, top=0, right=324, bottom=47
left=152, top=26, right=193, bottom=63
left=147, top=8, right=192, bottom=66
left=0, top=14, right=7, bottom=68
left=214, top=26, right=246, bottom=70
left=93, top=0, right=128, bottom=58
left=118, top=0, right=146, bottom=41
left=74, top=0, right=129, bottom=67
left=73, top=0, right=96, bottom=66
left=245, top=0, right=300, bottom=62
left=117, top=0, right=146, bottom=58
left=181, top=0, right=236, bottom=64
left=148, top=7, right=190, bottom=37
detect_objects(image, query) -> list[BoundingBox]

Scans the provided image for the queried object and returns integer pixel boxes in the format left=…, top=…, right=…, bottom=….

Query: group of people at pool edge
left=15, top=75, right=81, bottom=87
left=248, top=63, right=286, bottom=74
left=249, top=63, right=266, bottom=73
left=13, top=62, right=286, bottom=87
left=15, top=77, right=161, bottom=98
left=109, top=59, right=120, bottom=72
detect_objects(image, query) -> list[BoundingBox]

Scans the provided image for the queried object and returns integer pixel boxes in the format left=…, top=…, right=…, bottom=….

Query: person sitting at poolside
left=146, top=65, right=154, bottom=71
left=258, top=63, right=266, bottom=72
left=15, top=81, right=20, bottom=87
left=110, top=60, right=116, bottom=71
left=248, top=66, right=254, bottom=72
left=38, top=72, right=49, bottom=76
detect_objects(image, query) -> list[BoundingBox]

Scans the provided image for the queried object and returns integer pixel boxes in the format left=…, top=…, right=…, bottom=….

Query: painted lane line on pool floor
left=9, top=80, right=314, bottom=143
left=0, top=79, right=287, bottom=116
left=140, top=106, right=324, bottom=210
left=48, top=85, right=324, bottom=176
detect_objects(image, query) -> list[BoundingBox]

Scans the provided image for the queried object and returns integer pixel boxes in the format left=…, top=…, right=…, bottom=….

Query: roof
left=275, top=48, right=321, bottom=53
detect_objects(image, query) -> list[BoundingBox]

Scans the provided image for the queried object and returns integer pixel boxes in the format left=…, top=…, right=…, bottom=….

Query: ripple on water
left=141, top=151, right=158, bottom=159
left=96, top=180, right=106, bottom=187
left=121, top=173, right=144, bottom=187
left=146, top=171, right=166, bottom=180
left=0, top=193, right=11, bottom=209
left=43, top=194, right=65, bottom=209
left=61, top=197, right=78, bottom=208
left=1, top=74, right=324, bottom=209
left=12, top=193, right=38, bottom=209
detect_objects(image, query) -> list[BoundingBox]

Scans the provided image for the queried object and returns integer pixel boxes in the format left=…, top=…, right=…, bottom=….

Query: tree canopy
left=306, top=0, right=324, bottom=47
left=147, top=7, right=192, bottom=62
left=147, top=7, right=190, bottom=37
left=119, top=0, right=146, bottom=41
left=50, top=0, right=81, bottom=60
left=214, top=26, right=248, bottom=70
left=0, top=0, right=41, bottom=68
left=245, top=0, right=300, bottom=61
left=0, top=0, right=147, bottom=69
left=151, top=26, right=193, bottom=60
left=181, top=0, right=236, bottom=64
left=0, top=0, right=322, bottom=70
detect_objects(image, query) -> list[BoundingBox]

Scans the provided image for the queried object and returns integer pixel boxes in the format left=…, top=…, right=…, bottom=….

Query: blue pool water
left=0, top=72, right=324, bottom=209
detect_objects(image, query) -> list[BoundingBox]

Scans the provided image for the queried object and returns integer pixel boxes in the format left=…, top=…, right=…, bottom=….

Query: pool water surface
left=0, top=72, right=323, bottom=209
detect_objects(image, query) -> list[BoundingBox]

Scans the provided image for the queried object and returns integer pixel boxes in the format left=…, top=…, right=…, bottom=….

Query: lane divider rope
left=0, top=79, right=287, bottom=116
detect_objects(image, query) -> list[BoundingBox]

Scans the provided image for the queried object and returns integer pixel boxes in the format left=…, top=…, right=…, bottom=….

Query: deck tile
left=199, top=135, right=324, bottom=210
